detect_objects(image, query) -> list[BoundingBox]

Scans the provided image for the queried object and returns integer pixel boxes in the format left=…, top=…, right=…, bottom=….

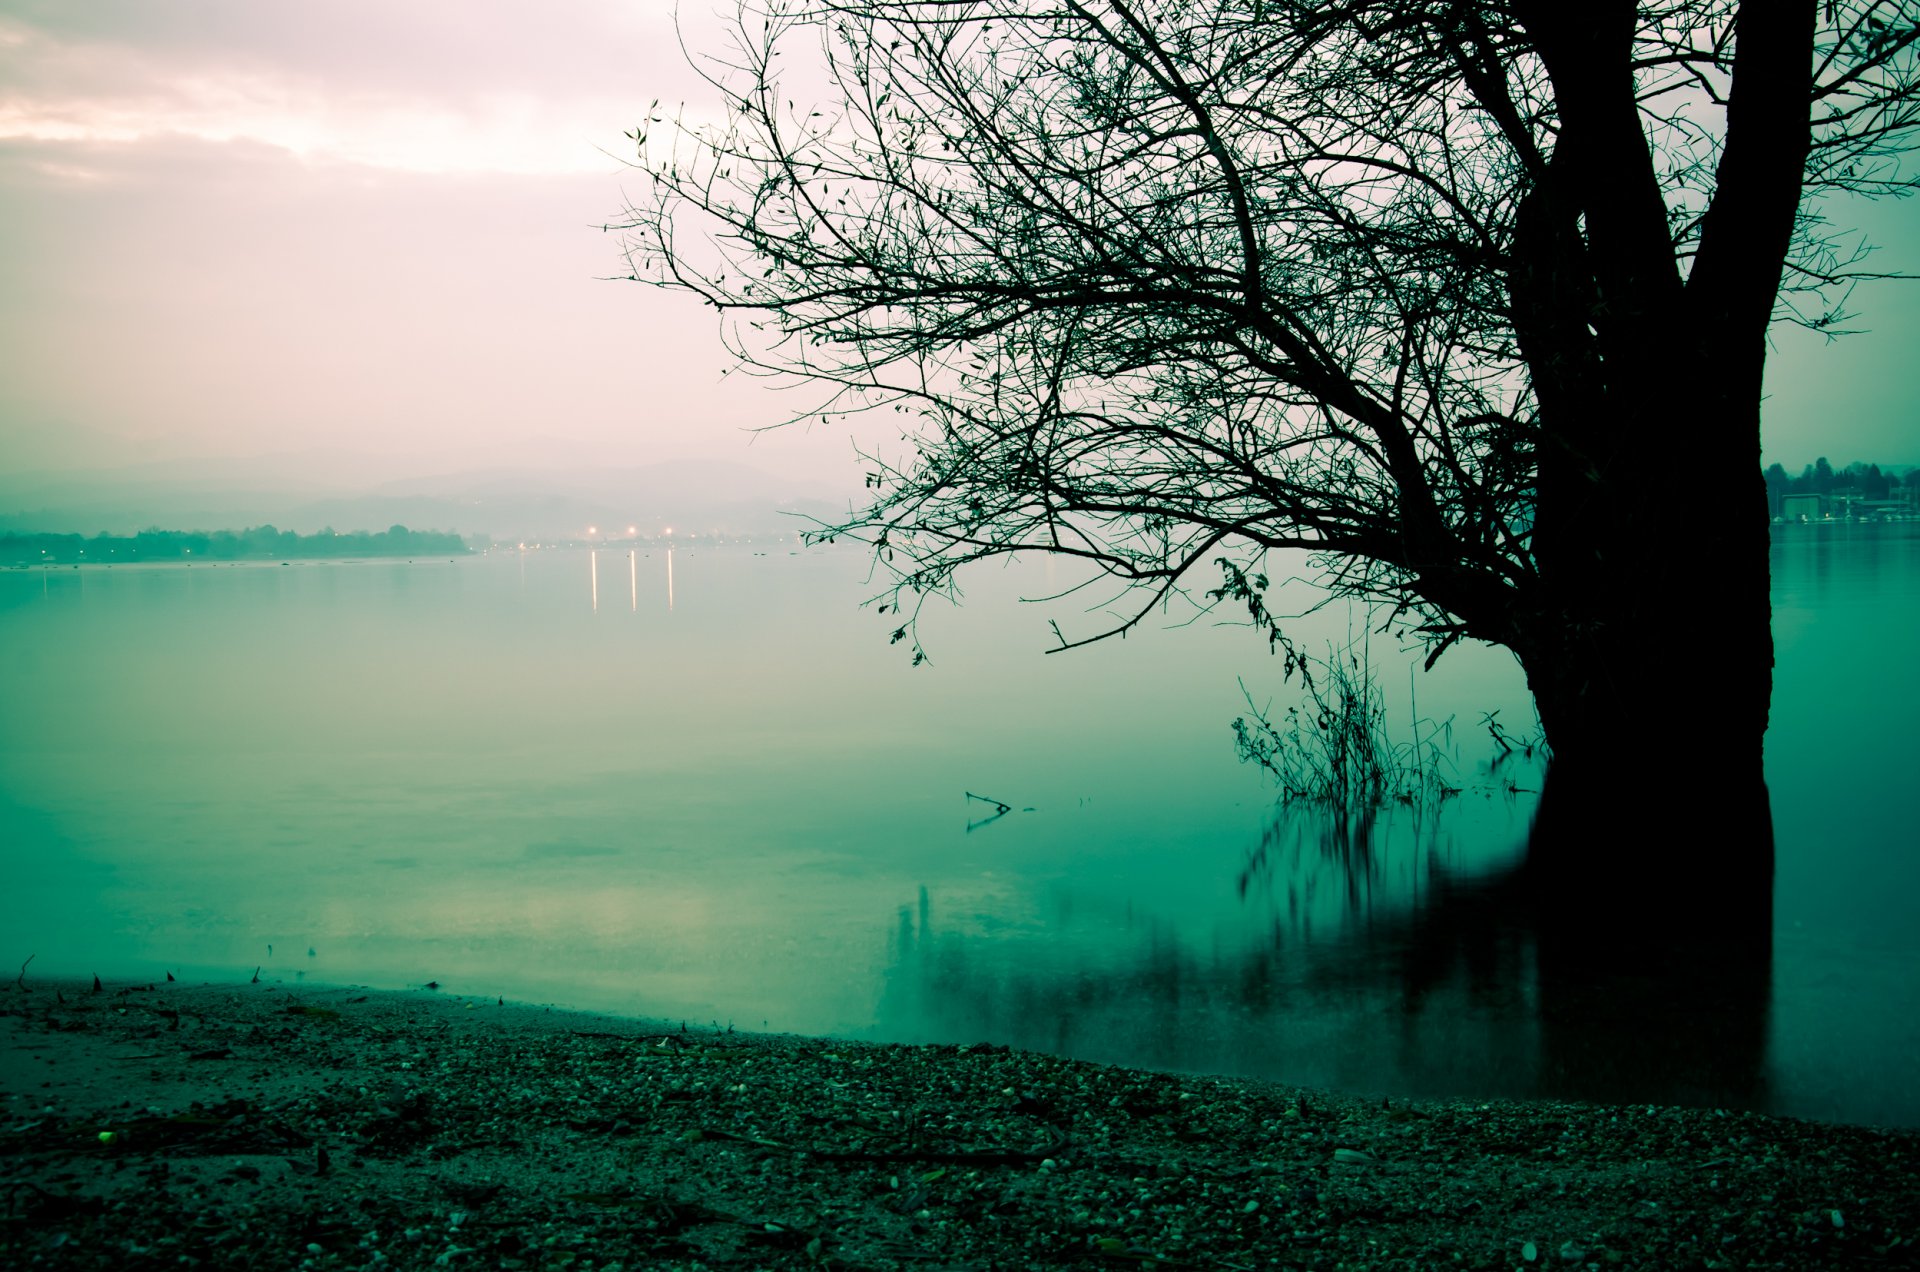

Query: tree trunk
left=1514, top=379, right=1776, bottom=947
left=1494, top=0, right=1809, bottom=940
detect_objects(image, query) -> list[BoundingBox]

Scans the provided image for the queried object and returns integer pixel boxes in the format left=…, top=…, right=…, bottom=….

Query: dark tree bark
left=1490, top=3, right=1814, bottom=916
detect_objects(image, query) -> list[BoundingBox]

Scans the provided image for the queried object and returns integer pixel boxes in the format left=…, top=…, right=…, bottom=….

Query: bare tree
left=614, top=1, right=1918, bottom=881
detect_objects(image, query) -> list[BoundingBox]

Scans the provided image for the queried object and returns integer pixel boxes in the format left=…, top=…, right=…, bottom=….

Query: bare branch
left=613, top=0, right=1917, bottom=683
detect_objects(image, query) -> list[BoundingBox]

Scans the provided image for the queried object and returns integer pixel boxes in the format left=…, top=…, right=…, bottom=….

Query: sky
left=0, top=0, right=866, bottom=491
left=0, top=0, right=1913, bottom=497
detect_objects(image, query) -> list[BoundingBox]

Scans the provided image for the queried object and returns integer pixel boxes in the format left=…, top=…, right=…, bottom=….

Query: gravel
left=4, top=978, right=1916, bottom=1269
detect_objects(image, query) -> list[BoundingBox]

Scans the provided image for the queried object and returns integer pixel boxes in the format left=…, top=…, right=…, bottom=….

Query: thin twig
left=700, top=1123, right=1069, bottom=1166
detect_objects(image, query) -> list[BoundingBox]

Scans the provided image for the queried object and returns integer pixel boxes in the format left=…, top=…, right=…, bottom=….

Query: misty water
left=2, top=524, right=1915, bottom=1128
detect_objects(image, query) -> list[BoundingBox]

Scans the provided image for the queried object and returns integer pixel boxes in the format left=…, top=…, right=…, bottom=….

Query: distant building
left=1780, top=493, right=1823, bottom=521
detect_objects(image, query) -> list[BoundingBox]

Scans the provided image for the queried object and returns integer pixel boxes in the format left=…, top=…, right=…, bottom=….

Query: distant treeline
left=1, top=524, right=470, bottom=566
left=1765, top=458, right=1913, bottom=502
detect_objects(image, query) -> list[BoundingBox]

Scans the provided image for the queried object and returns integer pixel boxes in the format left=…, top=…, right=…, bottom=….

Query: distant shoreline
left=0, top=525, right=470, bottom=567
left=5, top=557, right=466, bottom=570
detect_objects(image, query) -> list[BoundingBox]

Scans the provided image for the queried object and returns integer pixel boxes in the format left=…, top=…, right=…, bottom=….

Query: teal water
left=1762, top=522, right=1920, bottom=1126
left=0, top=526, right=1913, bottom=1126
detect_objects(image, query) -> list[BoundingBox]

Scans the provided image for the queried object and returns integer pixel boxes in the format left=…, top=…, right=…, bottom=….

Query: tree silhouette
left=617, top=1, right=1918, bottom=891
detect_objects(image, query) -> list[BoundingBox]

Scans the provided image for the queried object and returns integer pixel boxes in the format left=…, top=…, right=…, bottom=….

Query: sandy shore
left=3, top=975, right=1916, bottom=1270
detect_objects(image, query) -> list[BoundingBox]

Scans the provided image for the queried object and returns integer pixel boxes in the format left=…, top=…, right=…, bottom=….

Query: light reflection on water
left=0, top=524, right=1915, bottom=1127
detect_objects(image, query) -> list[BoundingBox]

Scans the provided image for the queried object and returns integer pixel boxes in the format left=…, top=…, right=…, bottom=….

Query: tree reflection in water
left=875, top=769, right=1773, bottom=1115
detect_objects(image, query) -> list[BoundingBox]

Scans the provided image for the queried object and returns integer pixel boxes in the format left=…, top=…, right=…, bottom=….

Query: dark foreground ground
left=3, top=977, right=1915, bottom=1270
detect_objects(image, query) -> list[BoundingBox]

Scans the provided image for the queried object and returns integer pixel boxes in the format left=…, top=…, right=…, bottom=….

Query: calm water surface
left=1, top=525, right=1914, bottom=1126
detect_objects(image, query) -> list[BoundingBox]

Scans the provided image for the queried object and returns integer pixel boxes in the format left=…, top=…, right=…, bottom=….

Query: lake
left=2, top=523, right=1914, bottom=1127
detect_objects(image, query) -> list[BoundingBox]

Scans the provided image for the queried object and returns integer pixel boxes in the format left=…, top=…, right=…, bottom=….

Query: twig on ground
left=700, top=1123, right=1069, bottom=1165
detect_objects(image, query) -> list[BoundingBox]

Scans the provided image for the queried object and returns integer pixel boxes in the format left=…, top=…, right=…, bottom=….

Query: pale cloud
left=0, top=14, right=654, bottom=176
left=0, top=86, right=635, bottom=176
left=0, top=2, right=855, bottom=487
